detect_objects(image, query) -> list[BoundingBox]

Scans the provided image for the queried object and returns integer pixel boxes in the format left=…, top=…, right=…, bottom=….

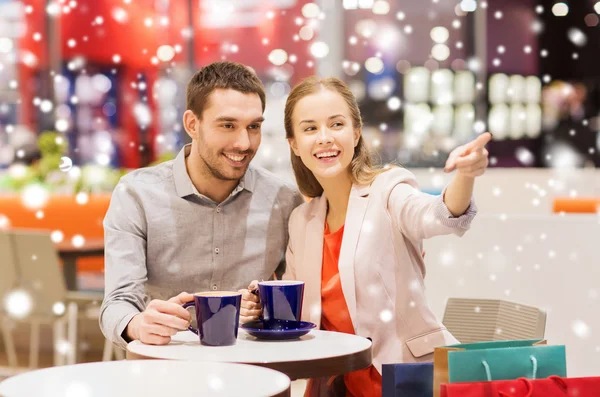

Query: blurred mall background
left=0, top=0, right=599, bottom=385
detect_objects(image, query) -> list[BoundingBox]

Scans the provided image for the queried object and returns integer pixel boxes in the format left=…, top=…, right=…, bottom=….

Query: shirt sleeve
left=99, top=181, right=149, bottom=349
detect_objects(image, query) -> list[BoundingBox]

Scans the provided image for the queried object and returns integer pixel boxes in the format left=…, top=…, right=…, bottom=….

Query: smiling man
left=100, top=62, right=304, bottom=348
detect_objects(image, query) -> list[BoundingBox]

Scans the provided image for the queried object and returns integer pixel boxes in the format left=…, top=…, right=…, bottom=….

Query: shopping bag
left=440, top=375, right=600, bottom=397
left=433, top=339, right=566, bottom=397
left=382, top=362, right=433, bottom=397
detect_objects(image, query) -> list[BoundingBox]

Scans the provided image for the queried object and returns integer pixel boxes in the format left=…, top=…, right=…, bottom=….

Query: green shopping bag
left=433, top=339, right=566, bottom=397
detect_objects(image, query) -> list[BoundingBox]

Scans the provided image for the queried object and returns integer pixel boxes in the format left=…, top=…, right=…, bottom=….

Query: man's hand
left=126, top=292, right=194, bottom=345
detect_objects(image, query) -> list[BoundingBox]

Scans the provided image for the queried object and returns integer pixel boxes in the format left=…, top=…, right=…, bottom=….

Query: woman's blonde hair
left=284, top=76, right=387, bottom=198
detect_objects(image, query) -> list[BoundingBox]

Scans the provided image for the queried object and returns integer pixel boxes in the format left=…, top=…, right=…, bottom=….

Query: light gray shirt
left=99, top=144, right=304, bottom=348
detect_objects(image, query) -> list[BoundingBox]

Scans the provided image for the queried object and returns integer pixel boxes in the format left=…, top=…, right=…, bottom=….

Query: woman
left=241, top=76, right=490, bottom=396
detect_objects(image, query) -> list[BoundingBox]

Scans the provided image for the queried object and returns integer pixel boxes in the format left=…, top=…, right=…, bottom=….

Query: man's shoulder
left=119, top=160, right=175, bottom=189
left=249, top=165, right=299, bottom=195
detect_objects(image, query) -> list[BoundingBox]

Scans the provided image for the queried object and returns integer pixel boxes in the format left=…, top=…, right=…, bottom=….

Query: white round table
left=127, top=329, right=372, bottom=380
left=0, top=360, right=291, bottom=397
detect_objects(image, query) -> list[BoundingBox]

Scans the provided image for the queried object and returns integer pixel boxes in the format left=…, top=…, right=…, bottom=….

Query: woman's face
left=289, top=88, right=360, bottom=181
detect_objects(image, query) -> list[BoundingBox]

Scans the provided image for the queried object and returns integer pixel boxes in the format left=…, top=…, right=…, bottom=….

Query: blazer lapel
left=338, top=184, right=370, bottom=332
left=301, top=195, right=327, bottom=325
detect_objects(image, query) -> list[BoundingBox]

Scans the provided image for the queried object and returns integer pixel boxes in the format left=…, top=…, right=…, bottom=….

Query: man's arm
left=99, top=181, right=149, bottom=348
left=99, top=181, right=192, bottom=348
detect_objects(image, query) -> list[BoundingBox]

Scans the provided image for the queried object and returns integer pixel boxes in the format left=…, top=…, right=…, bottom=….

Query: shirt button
left=216, top=207, right=221, bottom=213
left=212, top=285, right=218, bottom=290
left=214, top=248, right=219, bottom=254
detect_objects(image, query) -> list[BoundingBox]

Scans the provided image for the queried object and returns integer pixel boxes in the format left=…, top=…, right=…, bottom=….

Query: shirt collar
left=173, top=144, right=255, bottom=199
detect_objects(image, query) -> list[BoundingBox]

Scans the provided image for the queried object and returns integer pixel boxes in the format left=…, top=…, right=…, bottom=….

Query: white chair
left=0, top=231, right=19, bottom=371
left=1, top=230, right=109, bottom=369
left=442, top=297, right=546, bottom=343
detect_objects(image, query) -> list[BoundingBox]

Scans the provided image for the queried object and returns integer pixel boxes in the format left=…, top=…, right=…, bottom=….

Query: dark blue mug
left=182, top=291, right=241, bottom=346
left=258, top=280, right=304, bottom=325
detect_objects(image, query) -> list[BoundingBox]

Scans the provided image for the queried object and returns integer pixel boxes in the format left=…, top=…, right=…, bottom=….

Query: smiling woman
left=284, top=76, right=386, bottom=198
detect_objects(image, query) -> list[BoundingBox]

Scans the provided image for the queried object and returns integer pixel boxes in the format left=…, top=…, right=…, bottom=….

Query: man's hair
left=186, top=61, right=266, bottom=119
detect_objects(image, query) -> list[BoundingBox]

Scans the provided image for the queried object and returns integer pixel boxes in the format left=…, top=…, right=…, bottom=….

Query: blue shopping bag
left=382, top=362, right=434, bottom=397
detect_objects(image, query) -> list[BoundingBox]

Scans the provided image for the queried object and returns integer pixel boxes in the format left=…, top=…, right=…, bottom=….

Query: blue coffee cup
left=257, top=280, right=304, bottom=325
left=182, top=291, right=241, bottom=346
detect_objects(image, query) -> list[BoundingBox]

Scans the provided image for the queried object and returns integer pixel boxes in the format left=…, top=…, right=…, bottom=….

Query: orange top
left=320, top=222, right=381, bottom=397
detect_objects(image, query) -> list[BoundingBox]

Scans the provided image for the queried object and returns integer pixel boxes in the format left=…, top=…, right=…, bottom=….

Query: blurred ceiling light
left=595, top=2, right=600, bottom=13
left=430, top=26, right=449, bottom=43
left=551, top=2, right=568, bottom=17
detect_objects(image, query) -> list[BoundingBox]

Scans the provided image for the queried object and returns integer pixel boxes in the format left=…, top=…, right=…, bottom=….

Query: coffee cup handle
left=182, top=301, right=199, bottom=335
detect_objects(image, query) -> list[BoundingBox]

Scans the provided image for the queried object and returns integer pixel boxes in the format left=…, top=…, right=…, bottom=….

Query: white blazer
left=283, top=168, right=477, bottom=373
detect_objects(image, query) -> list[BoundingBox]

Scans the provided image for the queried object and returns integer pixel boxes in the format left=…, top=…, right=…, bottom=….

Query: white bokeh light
left=387, top=96, right=401, bottom=111
left=51, top=230, right=64, bottom=243
left=572, top=320, right=591, bottom=339
left=54, top=117, right=69, bottom=131
left=72, top=235, right=85, bottom=248
left=40, top=100, right=53, bottom=113
left=4, top=289, right=33, bottom=319
left=310, top=42, right=329, bottom=58
left=76, top=192, right=89, bottom=205
left=0, top=214, right=10, bottom=230
left=65, top=382, right=92, bottom=397
left=430, top=27, right=449, bottom=43
left=21, top=184, right=50, bottom=210
left=372, top=1, right=390, bottom=15
left=365, top=57, right=384, bottom=74
left=302, top=3, right=320, bottom=18
left=552, top=2, right=568, bottom=16
left=431, top=44, right=450, bottom=61
left=356, top=19, right=377, bottom=38
left=208, top=375, right=225, bottom=391
left=567, top=28, right=587, bottom=47
left=379, top=309, right=393, bottom=323
left=299, top=26, right=314, bottom=41
left=53, top=301, right=66, bottom=315
left=268, top=49, right=288, bottom=66
left=157, top=45, right=175, bottom=62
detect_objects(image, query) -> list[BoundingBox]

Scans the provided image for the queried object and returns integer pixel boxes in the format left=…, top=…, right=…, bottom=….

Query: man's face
left=190, top=89, right=264, bottom=181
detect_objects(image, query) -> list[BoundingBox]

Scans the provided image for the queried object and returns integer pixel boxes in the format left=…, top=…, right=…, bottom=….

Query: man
left=100, top=61, right=304, bottom=348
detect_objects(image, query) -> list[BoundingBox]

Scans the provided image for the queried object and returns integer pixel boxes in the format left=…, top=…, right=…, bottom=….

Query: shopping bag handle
left=498, top=378, right=533, bottom=397
left=497, top=376, right=568, bottom=397
left=482, top=355, right=538, bottom=381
